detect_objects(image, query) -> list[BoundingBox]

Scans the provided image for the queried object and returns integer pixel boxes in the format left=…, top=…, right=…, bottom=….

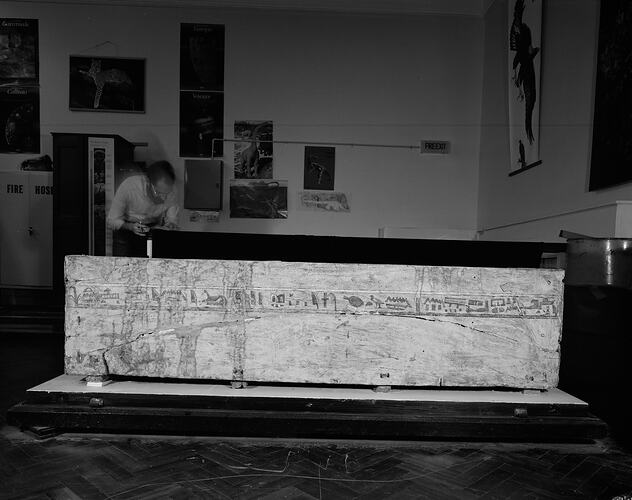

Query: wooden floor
left=1, top=427, right=632, bottom=499
left=2, top=309, right=632, bottom=499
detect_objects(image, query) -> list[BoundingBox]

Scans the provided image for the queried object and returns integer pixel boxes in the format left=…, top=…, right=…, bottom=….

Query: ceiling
left=13, top=0, right=497, bottom=17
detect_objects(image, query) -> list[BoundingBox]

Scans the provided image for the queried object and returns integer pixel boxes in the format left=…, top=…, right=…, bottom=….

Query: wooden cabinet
left=52, top=133, right=135, bottom=299
left=0, top=171, right=53, bottom=288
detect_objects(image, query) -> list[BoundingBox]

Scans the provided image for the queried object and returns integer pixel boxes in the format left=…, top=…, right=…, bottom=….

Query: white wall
left=478, top=0, right=632, bottom=242
left=0, top=1, right=484, bottom=238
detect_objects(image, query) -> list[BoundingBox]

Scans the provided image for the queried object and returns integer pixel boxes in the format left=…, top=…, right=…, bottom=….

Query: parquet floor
left=1, top=427, right=632, bottom=499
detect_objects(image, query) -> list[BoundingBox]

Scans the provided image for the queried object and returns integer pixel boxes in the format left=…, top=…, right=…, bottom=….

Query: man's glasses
left=151, top=183, right=171, bottom=200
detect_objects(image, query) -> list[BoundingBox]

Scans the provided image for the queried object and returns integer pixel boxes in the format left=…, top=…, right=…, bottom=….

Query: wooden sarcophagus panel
left=64, top=256, right=564, bottom=389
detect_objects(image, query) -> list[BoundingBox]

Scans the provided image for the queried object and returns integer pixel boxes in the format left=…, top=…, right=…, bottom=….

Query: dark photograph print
left=69, top=56, right=145, bottom=113
left=590, top=0, right=632, bottom=190
left=304, top=146, right=336, bottom=190
left=234, top=120, right=274, bottom=179
left=180, top=90, right=224, bottom=158
left=0, top=18, right=38, bottom=84
left=180, top=23, right=224, bottom=91
left=0, top=86, right=39, bottom=153
left=230, top=180, right=288, bottom=219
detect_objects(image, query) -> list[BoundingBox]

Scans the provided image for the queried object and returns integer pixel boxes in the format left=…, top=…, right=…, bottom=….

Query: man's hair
left=147, top=161, right=175, bottom=184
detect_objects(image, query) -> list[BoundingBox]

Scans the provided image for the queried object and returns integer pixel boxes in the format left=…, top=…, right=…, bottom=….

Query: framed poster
left=230, top=180, right=288, bottom=219
left=0, top=86, right=39, bottom=153
left=589, top=0, right=632, bottom=190
left=304, top=146, right=336, bottom=190
left=299, top=191, right=350, bottom=212
left=88, top=136, right=114, bottom=256
left=508, top=0, right=542, bottom=175
left=69, top=56, right=145, bottom=113
left=180, top=91, right=224, bottom=158
left=0, top=18, right=38, bottom=84
left=180, top=23, right=225, bottom=91
left=234, top=120, right=273, bottom=179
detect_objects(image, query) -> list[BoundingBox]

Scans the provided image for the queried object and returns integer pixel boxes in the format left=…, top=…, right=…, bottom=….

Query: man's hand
left=124, top=221, right=149, bottom=236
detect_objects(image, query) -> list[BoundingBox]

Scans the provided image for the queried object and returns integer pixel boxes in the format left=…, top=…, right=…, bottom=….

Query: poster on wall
left=180, top=23, right=224, bottom=91
left=69, top=56, right=145, bottom=113
left=230, top=180, right=288, bottom=219
left=179, top=90, right=224, bottom=157
left=507, top=0, right=542, bottom=175
left=589, top=0, right=632, bottom=190
left=0, top=86, right=39, bottom=153
left=304, top=146, right=335, bottom=190
left=0, top=18, right=38, bottom=84
left=234, top=120, right=273, bottom=179
left=298, top=191, right=350, bottom=213
left=88, top=136, right=114, bottom=256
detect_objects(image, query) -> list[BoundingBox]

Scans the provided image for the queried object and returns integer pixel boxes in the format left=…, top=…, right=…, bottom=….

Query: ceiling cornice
left=8, top=0, right=489, bottom=17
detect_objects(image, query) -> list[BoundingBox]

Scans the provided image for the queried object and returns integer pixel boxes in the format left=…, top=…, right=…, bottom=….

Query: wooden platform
left=7, top=375, right=607, bottom=442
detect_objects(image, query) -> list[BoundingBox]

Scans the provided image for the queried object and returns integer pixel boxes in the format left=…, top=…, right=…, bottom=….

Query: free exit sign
left=420, top=140, right=451, bottom=154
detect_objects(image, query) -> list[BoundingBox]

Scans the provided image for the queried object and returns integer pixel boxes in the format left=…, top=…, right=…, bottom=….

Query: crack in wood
left=410, top=316, right=520, bottom=344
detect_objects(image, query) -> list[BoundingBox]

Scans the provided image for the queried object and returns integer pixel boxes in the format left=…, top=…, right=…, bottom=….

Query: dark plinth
left=8, top=376, right=606, bottom=443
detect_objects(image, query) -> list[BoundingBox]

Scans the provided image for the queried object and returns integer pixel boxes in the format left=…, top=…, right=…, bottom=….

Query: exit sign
left=421, top=140, right=450, bottom=154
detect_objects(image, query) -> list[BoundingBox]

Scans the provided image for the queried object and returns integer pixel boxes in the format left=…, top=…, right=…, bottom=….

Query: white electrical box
left=184, top=159, right=223, bottom=211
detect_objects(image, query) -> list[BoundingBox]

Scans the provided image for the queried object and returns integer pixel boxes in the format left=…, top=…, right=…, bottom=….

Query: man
left=107, top=161, right=179, bottom=256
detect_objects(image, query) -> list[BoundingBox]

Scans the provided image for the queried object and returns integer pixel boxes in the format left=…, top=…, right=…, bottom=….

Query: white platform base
left=29, top=375, right=587, bottom=406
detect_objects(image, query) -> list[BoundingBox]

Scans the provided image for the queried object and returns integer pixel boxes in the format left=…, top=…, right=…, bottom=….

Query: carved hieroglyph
left=64, top=256, right=565, bottom=389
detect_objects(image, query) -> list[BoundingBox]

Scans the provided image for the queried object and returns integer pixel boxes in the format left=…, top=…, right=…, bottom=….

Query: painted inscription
left=66, top=285, right=559, bottom=319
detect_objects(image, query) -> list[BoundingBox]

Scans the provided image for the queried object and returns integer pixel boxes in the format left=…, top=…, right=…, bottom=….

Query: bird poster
left=304, top=146, right=335, bottom=190
left=508, top=0, right=542, bottom=174
left=234, top=120, right=273, bottom=179
left=0, top=85, right=39, bottom=153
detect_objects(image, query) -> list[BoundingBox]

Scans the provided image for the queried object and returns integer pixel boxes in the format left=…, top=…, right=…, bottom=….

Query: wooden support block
left=513, top=407, right=529, bottom=418
left=64, top=256, right=565, bottom=389
left=85, top=375, right=111, bottom=388
left=373, top=385, right=391, bottom=393
left=25, top=425, right=59, bottom=439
